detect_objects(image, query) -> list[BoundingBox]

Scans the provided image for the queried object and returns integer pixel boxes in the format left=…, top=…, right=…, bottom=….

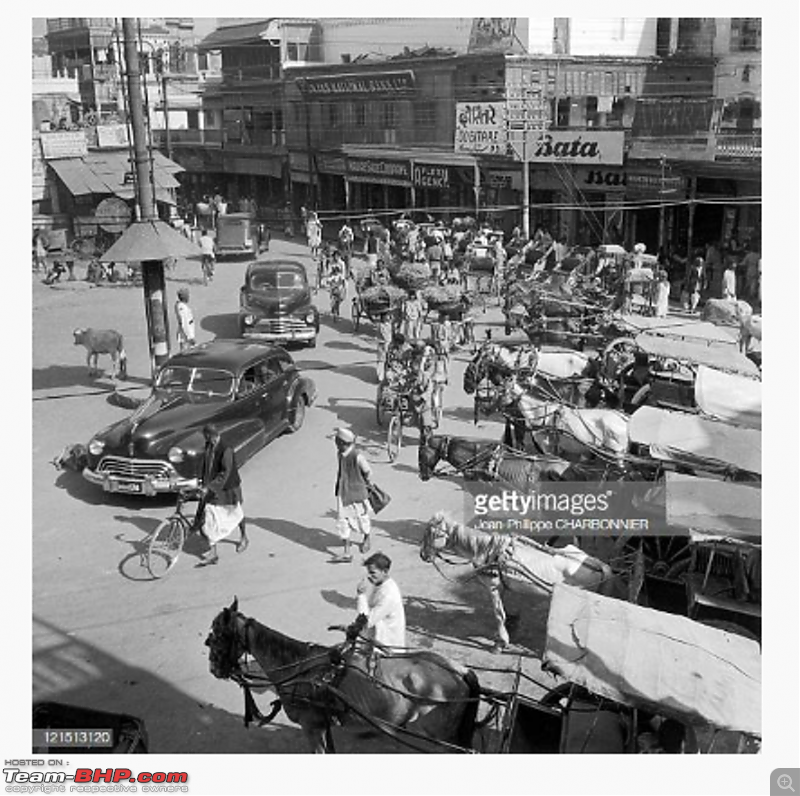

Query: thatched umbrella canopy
left=100, top=219, right=200, bottom=263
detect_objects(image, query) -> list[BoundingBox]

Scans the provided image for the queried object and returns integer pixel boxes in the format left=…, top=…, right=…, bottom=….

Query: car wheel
left=289, top=396, right=307, bottom=432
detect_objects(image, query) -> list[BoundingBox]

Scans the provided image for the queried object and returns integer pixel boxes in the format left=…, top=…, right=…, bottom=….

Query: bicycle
left=146, top=486, right=205, bottom=578
left=201, top=254, right=215, bottom=285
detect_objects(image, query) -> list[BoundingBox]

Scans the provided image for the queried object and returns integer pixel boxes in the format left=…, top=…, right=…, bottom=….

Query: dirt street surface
left=32, top=235, right=559, bottom=754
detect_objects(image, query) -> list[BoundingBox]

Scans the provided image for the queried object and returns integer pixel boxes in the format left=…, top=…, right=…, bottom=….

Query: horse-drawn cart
left=350, top=283, right=405, bottom=332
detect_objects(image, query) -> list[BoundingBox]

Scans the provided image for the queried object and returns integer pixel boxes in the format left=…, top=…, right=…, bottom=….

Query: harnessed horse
left=500, top=376, right=631, bottom=462
left=420, top=514, right=618, bottom=652
left=205, top=598, right=481, bottom=753
left=418, top=433, right=599, bottom=488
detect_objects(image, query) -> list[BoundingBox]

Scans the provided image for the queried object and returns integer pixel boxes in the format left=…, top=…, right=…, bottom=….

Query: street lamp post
left=121, top=18, right=170, bottom=374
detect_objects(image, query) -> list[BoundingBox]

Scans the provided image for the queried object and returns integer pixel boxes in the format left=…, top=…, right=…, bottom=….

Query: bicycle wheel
left=387, top=414, right=403, bottom=462
left=351, top=299, right=361, bottom=331
left=147, top=516, right=187, bottom=578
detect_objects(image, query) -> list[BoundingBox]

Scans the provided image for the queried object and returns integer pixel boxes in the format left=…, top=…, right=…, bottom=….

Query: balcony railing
left=714, top=133, right=761, bottom=160
left=152, top=128, right=224, bottom=146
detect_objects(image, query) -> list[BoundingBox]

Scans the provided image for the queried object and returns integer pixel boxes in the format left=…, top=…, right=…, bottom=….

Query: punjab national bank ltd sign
left=526, top=131, right=624, bottom=166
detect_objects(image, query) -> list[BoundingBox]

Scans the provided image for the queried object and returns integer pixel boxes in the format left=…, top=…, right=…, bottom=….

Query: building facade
left=160, top=17, right=761, bottom=255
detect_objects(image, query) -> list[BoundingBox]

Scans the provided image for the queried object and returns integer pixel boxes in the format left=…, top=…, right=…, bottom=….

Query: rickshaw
left=473, top=582, right=760, bottom=754
left=532, top=583, right=761, bottom=753
left=634, top=471, right=762, bottom=642
left=350, top=282, right=405, bottom=332
left=600, top=320, right=760, bottom=414
left=376, top=354, right=422, bottom=462
left=621, top=265, right=657, bottom=315
left=628, top=405, right=762, bottom=481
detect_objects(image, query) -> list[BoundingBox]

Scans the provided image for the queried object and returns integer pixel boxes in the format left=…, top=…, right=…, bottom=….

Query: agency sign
left=521, top=131, right=625, bottom=166
left=454, top=102, right=506, bottom=156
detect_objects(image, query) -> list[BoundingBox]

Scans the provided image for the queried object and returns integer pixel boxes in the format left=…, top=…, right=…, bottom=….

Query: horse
left=418, top=433, right=607, bottom=487
left=420, top=513, right=617, bottom=651
left=205, top=598, right=481, bottom=753
left=500, top=376, right=630, bottom=461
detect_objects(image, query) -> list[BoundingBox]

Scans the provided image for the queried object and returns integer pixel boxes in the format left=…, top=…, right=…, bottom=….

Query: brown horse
left=205, top=598, right=481, bottom=753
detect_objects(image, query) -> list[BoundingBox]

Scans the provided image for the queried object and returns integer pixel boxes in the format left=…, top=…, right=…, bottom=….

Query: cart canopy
left=664, top=472, right=761, bottom=540
left=694, top=365, right=762, bottom=430
left=629, top=406, right=761, bottom=476
left=633, top=332, right=759, bottom=377
left=543, top=584, right=761, bottom=735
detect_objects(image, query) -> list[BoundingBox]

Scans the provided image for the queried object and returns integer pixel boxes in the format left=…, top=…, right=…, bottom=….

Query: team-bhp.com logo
left=4, top=767, right=188, bottom=792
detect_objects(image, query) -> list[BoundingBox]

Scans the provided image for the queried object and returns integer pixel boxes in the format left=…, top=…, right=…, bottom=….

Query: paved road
left=32, top=236, right=557, bottom=754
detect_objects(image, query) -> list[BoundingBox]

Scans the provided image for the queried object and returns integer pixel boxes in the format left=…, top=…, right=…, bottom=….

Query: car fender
left=284, top=374, right=316, bottom=415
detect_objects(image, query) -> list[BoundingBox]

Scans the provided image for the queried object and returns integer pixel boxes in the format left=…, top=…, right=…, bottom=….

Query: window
left=203, top=109, right=216, bottom=128
left=382, top=102, right=397, bottom=129
left=552, top=97, right=571, bottom=128
left=730, top=19, right=761, bottom=52
left=413, top=101, right=436, bottom=128
left=237, top=366, right=259, bottom=397
left=655, top=18, right=672, bottom=56
left=354, top=101, right=366, bottom=128
left=585, top=96, right=599, bottom=128
left=328, top=102, right=339, bottom=128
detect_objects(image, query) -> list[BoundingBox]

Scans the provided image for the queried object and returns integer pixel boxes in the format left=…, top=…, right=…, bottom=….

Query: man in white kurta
left=355, top=553, right=406, bottom=649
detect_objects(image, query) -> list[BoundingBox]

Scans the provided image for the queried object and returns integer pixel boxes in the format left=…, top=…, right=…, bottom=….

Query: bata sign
left=526, top=131, right=624, bottom=165
left=455, top=102, right=506, bottom=155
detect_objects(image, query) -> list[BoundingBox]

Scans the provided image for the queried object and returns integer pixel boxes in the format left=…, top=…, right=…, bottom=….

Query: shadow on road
left=248, top=516, right=338, bottom=557
left=32, top=614, right=302, bottom=753
left=33, top=365, right=112, bottom=392
left=336, top=363, right=377, bottom=386
left=201, top=312, right=240, bottom=339
left=323, top=339, right=374, bottom=354
left=51, top=470, right=174, bottom=510
left=319, top=588, right=356, bottom=611
left=369, top=517, right=428, bottom=548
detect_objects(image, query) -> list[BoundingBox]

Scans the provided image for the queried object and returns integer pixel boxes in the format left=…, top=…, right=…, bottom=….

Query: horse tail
left=455, top=669, right=481, bottom=750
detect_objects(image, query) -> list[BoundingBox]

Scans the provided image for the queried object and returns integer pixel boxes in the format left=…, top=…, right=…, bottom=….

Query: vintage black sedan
left=82, top=339, right=316, bottom=496
left=239, top=260, right=319, bottom=347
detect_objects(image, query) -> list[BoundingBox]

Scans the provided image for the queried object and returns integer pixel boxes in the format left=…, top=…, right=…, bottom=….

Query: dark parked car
left=239, top=260, right=319, bottom=347
left=215, top=212, right=265, bottom=258
left=82, top=340, right=316, bottom=496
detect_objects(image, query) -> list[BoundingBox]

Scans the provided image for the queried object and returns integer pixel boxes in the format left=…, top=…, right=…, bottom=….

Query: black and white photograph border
left=9, top=5, right=800, bottom=796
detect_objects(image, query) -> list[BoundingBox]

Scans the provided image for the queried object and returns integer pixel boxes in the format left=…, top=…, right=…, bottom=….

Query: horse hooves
left=490, top=642, right=509, bottom=655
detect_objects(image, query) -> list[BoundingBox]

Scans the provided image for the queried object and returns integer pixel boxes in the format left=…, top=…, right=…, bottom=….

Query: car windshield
left=156, top=366, right=235, bottom=397
left=250, top=270, right=305, bottom=291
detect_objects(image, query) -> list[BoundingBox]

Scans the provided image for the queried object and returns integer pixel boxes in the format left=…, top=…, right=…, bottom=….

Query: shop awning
left=48, top=150, right=183, bottom=202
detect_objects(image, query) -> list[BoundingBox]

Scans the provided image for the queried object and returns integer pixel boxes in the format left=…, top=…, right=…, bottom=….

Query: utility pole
left=122, top=18, right=170, bottom=375
left=156, top=48, right=172, bottom=160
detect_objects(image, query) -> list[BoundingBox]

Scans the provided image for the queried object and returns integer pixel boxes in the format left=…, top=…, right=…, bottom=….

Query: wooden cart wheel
left=387, top=415, right=402, bottom=462
left=351, top=298, right=361, bottom=331
left=376, top=384, right=388, bottom=428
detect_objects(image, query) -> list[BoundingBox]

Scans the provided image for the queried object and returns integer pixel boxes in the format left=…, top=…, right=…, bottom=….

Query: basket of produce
left=468, top=254, right=496, bottom=272
left=360, top=284, right=407, bottom=313
left=392, top=261, right=432, bottom=292
left=422, top=284, right=464, bottom=313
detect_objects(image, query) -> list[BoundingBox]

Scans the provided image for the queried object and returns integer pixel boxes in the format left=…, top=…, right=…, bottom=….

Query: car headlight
left=88, top=439, right=105, bottom=456
left=305, top=311, right=316, bottom=324
left=168, top=447, right=185, bottom=464
left=243, top=314, right=255, bottom=325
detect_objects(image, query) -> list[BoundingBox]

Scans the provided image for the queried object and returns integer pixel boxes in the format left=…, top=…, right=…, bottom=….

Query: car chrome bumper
left=82, top=468, right=198, bottom=496
left=242, top=328, right=316, bottom=342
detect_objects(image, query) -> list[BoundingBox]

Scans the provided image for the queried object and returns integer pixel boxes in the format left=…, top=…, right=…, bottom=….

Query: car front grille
left=253, top=317, right=308, bottom=334
left=96, top=456, right=175, bottom=481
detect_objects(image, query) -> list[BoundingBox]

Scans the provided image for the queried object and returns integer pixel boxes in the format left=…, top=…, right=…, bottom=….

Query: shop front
left=345, top=155, right=412, bottom=219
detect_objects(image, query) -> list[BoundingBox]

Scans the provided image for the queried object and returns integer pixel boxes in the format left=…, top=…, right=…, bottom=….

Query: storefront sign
left=298, top=70, right=415, bottom=96
left=626, top=173, right=686, bottom=196
left=454, top=102, right=507, bottom=155
left=486, top=171, right=514, bottom=190
left=96, top=124, right=130, bottom=149
left=224, top=156, right=283, bottom=178
left=412, top=164, right=450, bottom=189
left=526, top=131, right=624, bottom=165
left=316, top=153, right=347, bottom=174
left=40, top=131, right=88, bottom=160
left=576, top=168, right=628, bottom=191
left=347, top=156, right=411, bottom=185
left=32, top=137, right=47, bottom=201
